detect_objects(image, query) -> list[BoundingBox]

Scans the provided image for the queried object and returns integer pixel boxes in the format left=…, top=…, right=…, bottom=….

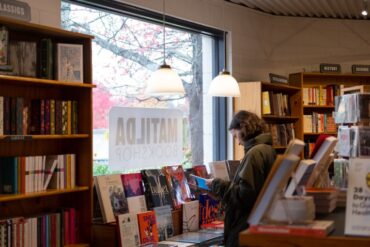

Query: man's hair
left=228, top=110, right=267, bottom=142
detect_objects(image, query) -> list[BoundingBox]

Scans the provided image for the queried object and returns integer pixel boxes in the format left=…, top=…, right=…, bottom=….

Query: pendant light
left=146, top=0, right=185, bottom=96
left=208, top=3, right=240, bottom=97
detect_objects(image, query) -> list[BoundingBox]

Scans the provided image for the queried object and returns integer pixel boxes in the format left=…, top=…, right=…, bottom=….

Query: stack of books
left=305, top=188, right=339, bottom=214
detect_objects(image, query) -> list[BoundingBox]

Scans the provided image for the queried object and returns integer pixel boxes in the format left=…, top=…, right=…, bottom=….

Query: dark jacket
left=210, top=133, right=276, bottom=247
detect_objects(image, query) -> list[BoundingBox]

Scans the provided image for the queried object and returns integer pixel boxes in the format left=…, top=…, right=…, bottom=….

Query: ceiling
left=228, top=0, right=369, bottom=20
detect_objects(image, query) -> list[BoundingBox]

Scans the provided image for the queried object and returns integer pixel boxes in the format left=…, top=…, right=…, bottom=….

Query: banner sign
left=0, top=0, right=31, bottom=22
left=109, top=107, right=183, bottom=170
left=345, top=158, right=370, bottom=236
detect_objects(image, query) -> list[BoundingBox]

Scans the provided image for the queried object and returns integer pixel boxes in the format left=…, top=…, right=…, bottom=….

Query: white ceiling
left=228, top=0, right=369, bottom=20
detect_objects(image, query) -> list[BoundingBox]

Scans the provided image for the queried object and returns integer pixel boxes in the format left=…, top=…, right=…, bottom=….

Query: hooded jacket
left=210, top=133, right=276, bottom=247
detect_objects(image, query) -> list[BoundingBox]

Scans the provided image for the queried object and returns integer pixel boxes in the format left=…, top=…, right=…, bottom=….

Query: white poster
left=109, top=107, right=183, bottom=170
left=345, top=158, right=370, bottom=236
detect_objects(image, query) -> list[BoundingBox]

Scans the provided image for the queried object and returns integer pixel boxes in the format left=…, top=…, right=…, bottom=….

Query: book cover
left=262, top=91, right=271, bottom=115
left=121, top=173, right=145, bottom=197
left=209, top=161, right=229, bottom=181
left=189, top=175, right=210, bottom=191
left=9, top=41, right=37, bottom=77
left=193, top=165, right=208, bottom=178
left=199, top=193, right=223, bottom=226
left=249, top=220, right=334, bottom=237
left=127, top=195, right=147, bottom=214
left=43, top=155, right=58, bottom=190
left=94, top=174, right=129, bottom=223
left=306, top=136, right=338, bottom=188
left=285, top=159, right=316, bottom=197
left=182, top=200, right=199, bottom=232
left=154, top=205, right=174, bottom=241
left=137, top=211, right=159, bottom=244
left=117, top=213, right=140, bottom=247
left=167, top=231, right=223, bottom=244
left=162, top=165, right=192, bottom=210
left=141, top=169, right=172, bottom=209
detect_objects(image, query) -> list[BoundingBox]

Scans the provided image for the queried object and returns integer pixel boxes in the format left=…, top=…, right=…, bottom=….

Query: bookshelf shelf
left=262, top=115, right=300, bottom=121
left=0, top=75, right=96, bottom=88
left=0, top=134, right=90, bottom=140
left=303, top=105, right=335, bottom=109
left=0, top=16, right=93, bottom=244
left=260, top=82, right=301, bottom=92
left=0, top=186, right=89, bottom=202
left=304, top=132, right=337, bottom=136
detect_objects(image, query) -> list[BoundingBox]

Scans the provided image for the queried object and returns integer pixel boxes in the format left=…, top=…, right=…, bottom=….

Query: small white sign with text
left=109, top=107, right=183, bottom=170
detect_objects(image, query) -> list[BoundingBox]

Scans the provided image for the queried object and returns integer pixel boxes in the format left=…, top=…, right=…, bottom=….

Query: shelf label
left=0, top=0, right=31, bottom=22
left=4, top=135, right=32, bottom=141
left=269, top=73, right=288, bottom=84
left=320, top=63, right=341, bottom=73
left=352, top=64, right=370, bottom=74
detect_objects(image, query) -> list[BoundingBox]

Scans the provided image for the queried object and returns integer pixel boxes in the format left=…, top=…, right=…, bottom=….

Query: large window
left=61, top=1, right=223, bottom=174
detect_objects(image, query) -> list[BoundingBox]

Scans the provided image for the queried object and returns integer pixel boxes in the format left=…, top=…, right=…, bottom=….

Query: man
left=207, top=110, right=276, bottom=246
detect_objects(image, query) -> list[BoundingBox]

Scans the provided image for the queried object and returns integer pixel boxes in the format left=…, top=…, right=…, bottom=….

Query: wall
left=118, top=0, right=370, bottom=82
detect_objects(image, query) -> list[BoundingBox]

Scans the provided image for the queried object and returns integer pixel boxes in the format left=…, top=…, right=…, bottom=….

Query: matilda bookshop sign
left=109, top=107, right=183, bottom=170
left=0, top=0, right=31, bottom=22
left=345, top=158, right=370, bottom=236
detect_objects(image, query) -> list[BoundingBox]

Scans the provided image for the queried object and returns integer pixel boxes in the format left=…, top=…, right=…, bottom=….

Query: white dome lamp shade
left=208, top=70, right=240, bottom=97
left=145, top=0, right=185, bottom=96
left=146, top=63, right=185, bottom=95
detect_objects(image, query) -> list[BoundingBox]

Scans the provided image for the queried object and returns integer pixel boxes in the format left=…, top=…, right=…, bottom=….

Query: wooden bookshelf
left=234, top=81, right=301, bottom=159
left=0, top=16, right=93, bottom=245
left=289, top=72, right=370, bottom=158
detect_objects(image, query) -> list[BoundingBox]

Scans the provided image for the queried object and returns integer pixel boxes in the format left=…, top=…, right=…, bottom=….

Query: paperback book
left=154, top=205, right=175, bottom=241
left=137, top=211, right=159, bottom=244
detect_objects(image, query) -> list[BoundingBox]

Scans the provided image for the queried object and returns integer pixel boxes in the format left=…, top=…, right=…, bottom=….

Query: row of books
left=303, top=113, right=336, bottom=133
left=0, top=154, right=76, bottom=194
left=262, top=91, right=290, bottom=116
left=117, top=208, right=223, bottom=247
left=94, top=168, right=224, bottom=225
left=0, top=96, right=78, bottom=135
left=334, top=93, right=370, bottom=124
left=0, top=26, right=82, bottom=82
left=302, top=85, right=339, bottom=106
left=0, top=208, right=77, bottom=247
left=269, top=123, right=295, bottom=147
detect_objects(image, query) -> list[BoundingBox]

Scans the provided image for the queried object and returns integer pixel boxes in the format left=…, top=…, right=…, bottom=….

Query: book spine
left=44, top=99, right=50, bottom=135
left=16, top=97, right=23, bottom=135
left=40, top=99, right=45, bottom=135
left=62, top=101, right=67, bottom=135
left=50, top=99, right=55, bottom=135
left=72, top=101, right=78, bottom=134
left=10, top=97, right=16, bottom=135
left=0, top=96, right=3, bottom=135
left=3, top=97, right=10, bottom=135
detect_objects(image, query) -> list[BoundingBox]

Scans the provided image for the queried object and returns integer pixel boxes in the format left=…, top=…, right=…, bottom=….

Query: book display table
left=239, top=208, right=370, bottom=247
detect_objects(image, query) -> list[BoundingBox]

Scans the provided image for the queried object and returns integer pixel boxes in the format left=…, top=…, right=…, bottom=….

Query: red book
left=69, top=208, right=76, bottom=243
left=63, top=210, right=70, bottom=244
left=193, top=165, right=209, bottom=178
left=137, top=211, right=159, bottom=244
left=248, top=220, right=334, bottom=237
left=121, top=173, right=144, bottom=197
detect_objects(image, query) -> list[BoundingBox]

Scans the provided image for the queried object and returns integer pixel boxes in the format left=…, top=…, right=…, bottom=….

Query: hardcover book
left=154, top=205, right=175, bottom=241
left=94, top=174, right=129, bottom=223
left=162, top=165, right=192, bottom=209
left=285, top=159, right=316, bottom=197
left=137, top=211, right=159, bottom=244
left=141, top=169, right=172, bottom=210
left=249, top=220, right=334, bottom=237
left=127, top=195, right=147, bottom=214
left=117, top=213, right=141, bottom=247
left=9, top=41, right=37, bottom=77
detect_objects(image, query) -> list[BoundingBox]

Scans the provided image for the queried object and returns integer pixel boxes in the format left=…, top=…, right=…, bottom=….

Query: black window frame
left=63, top=0, right=228, bottom=161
